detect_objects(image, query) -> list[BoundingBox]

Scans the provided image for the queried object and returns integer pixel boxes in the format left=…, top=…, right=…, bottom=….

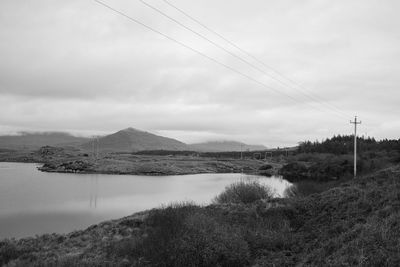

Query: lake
left=0, top=162, right=291, bottom=238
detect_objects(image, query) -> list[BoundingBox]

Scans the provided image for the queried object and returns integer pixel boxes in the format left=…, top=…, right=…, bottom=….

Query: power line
left=160, top=0, right=350, bottom=119
left=94, top=0, right=315, bottom=107
left=139, top=0, right=274, bottom=78
left=162, top=0, right=350, bottom=118
left=94, top=0, right=346, bottom=119
left=139, top=0, right=342, bottom=118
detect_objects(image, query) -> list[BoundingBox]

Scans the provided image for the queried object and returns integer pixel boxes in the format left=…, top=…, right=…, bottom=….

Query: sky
left=0, top=0, right=399, bottom=147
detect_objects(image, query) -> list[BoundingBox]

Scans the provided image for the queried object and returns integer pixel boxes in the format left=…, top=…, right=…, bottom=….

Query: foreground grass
left=1, top=165, right=400, bottom=266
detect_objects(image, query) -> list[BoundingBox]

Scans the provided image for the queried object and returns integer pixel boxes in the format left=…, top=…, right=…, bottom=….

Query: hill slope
left=81, top=128, right=188, bottom=152
left=0, top=132, right=89, bottom=150
left=188, top=141, right=266, bottom=152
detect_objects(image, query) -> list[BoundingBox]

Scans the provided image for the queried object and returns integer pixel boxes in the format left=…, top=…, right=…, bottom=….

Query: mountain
left=0, top=132, right=90, bottom=150
left=0, top=128, right=268, bottom=153
left=188, top=141, right=267, bottom=152
left=81, top=127, right=188, bottom=152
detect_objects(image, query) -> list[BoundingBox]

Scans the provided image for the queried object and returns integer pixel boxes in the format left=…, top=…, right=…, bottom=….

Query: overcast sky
left=0, top=0, right=399, bottom=146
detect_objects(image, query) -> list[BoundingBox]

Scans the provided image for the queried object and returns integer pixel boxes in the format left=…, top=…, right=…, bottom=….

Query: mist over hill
left=0, top=128, right=268, bottom=153
left=0, top=132, right=89, bottom=150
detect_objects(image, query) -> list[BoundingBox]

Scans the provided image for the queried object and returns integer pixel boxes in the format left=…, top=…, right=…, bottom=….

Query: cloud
left=0, top=0, right=399, bottom=146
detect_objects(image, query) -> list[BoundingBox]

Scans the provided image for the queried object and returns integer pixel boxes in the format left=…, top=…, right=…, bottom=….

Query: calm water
left=0, top=162, right=290, bottom=238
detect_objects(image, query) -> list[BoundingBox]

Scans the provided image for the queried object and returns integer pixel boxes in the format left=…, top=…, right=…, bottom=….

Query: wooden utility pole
left=96, top=136, right=99, bottom=160
left=350, top=116, right=361, bottom=177
left=92, top=136, right=95, bottom=160
left=92, top=136, right=99, bottom=161
left=265, top=151, right=272, bottom=161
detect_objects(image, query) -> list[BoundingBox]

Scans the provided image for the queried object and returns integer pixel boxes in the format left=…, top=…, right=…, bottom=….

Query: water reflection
left=0, top=162, right=291, bottom=238
left=89, top=176, right=98, bottom=208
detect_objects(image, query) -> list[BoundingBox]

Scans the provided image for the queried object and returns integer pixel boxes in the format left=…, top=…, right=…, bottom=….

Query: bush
left=214, top=180, right=274, bottom=204
left=259, top=164, right=273, bottom=170
left=172, top=213, right=250, bottom=267
left=146, top=202, right=199, bottom=232
left=127, top=202, right=251, bottom=266
left=0, top=240, right=19, bottom=266
left=134, top=202, right=200, bottom=264
left=284, top=180, right=344, bottom=197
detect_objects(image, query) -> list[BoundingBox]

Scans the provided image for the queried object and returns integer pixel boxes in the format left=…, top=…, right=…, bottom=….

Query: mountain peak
left=82, top=127, right=187, bottom=152
left=121, top=127, right=142, bottom=132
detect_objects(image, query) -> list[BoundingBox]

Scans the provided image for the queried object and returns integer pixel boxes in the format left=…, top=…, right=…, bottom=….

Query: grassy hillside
left=1, top=164, right=399, bottom=266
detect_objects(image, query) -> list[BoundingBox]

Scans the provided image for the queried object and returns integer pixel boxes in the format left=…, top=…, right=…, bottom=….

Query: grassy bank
left=0, top=146, right=279, bottom=176
left=1, top=164, right=400, bottom=266
left=37, top=155, right=275, bottom=176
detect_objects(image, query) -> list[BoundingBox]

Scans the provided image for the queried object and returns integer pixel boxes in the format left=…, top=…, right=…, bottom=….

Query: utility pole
left=92, top=136, right=95, bottom=160
left=96, top=136, right=99, bottom=160
left=240, top=144, right=243, bottom=160
left=350, top=116, right=361, bottom=177
left=92, top=136, right=99, bottom=162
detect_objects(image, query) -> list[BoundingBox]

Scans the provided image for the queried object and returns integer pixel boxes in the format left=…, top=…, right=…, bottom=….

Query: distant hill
left=0, top=132, right=89, bottom=150
left=188, top=141, right=267, bottom=152
left=81, top=128, right=188, bottom=152
left=0, top=128, right=270, bottom=153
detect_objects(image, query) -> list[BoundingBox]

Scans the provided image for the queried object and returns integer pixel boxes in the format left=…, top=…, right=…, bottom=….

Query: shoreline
left=2, top=165, right=399, bottom=265
left=0, top=158, right=281, bottom=177
left=0, top=146, right=284, bottom=177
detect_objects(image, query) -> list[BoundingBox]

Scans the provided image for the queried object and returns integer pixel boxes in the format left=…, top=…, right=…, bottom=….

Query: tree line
left=298, top=135, right=400, bottom=155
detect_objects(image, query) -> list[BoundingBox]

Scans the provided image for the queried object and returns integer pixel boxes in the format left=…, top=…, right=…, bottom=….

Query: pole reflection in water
left=89, top=176, right=98, bottom=208
left=0, top=163, right=292, bottom=238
